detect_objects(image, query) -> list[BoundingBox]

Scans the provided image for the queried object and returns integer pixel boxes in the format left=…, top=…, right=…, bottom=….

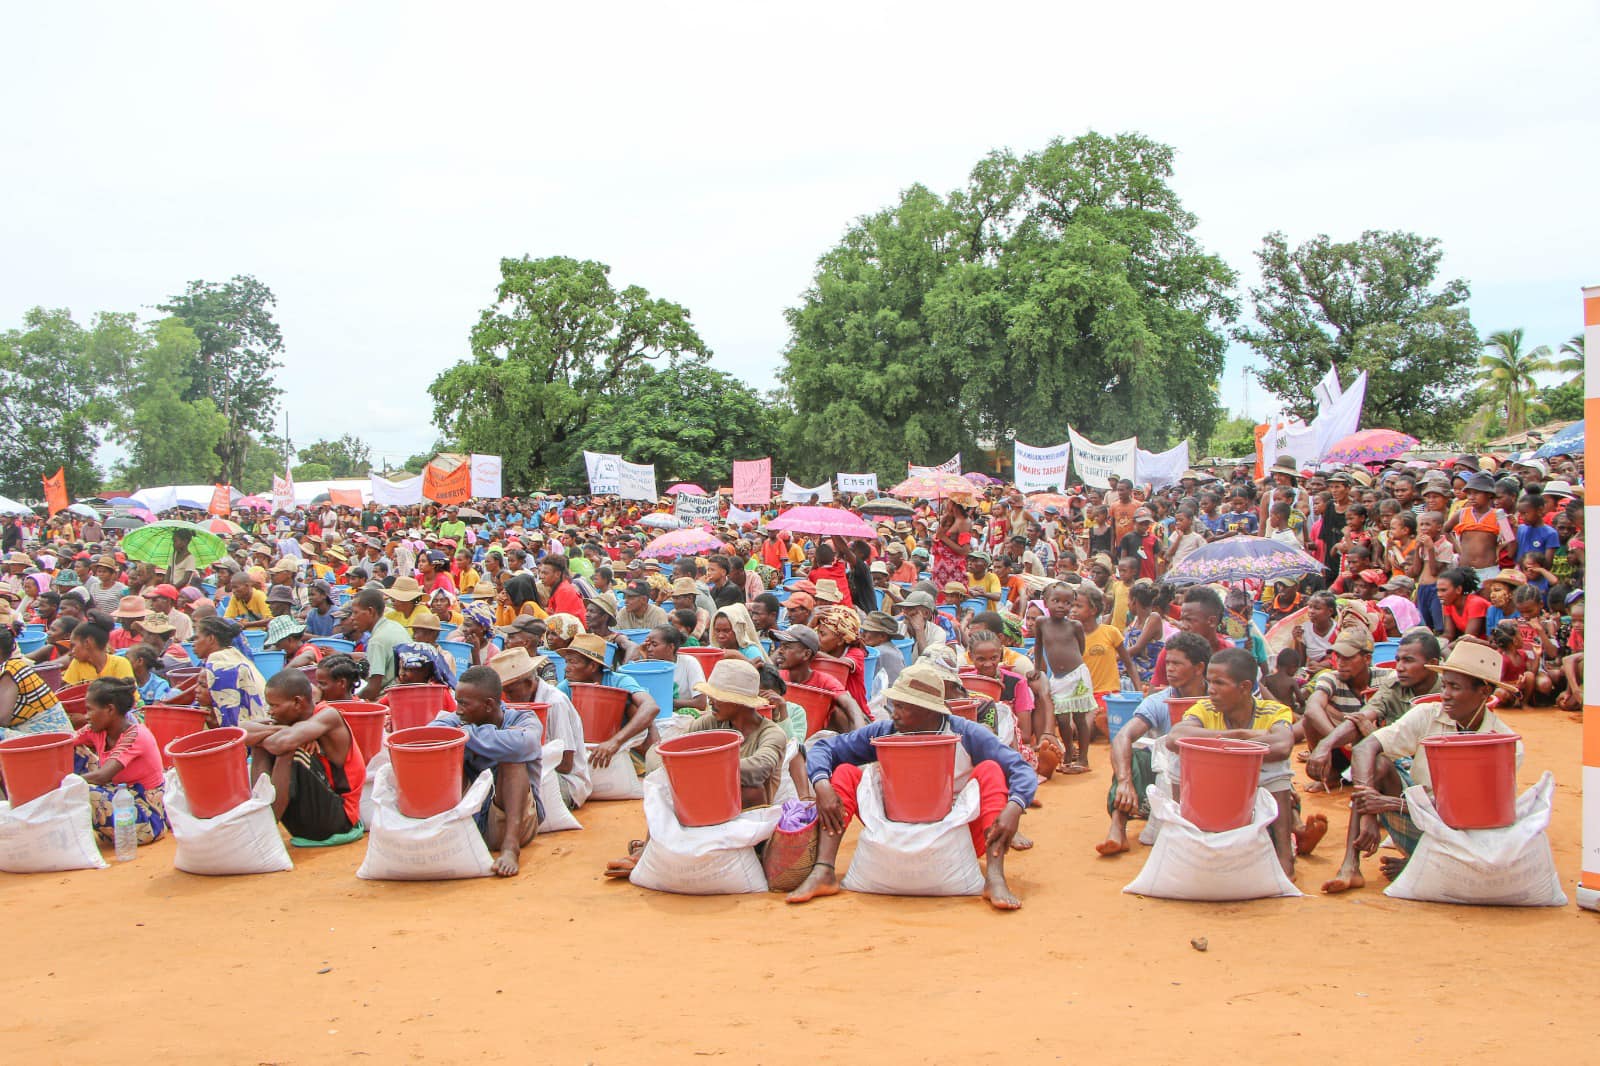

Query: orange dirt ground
left=5, top=708, right=1594, bottom=1064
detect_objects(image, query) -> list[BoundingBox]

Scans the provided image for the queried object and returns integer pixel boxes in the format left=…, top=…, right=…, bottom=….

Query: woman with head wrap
left=459, top=599, right=499, bottom=666
left=542, top=612, right=585, bottom=653
left=711, top=603, right=770, bottom=666
left=389, top=641, right=459, bottom=694
left=812, top=603, right=868, bottom=713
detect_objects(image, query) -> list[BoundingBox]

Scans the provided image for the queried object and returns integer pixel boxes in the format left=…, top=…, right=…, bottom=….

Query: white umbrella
left=0, top=495, right=33, bottom=516
left=67, top=503, right=101, bottom=519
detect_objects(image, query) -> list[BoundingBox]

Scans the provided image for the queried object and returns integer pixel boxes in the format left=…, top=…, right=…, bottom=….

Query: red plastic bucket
left=387, top=725, right=468, bottom=818
left=1165, top=697, right=1201, bottom=721
left=330, top=701, right=388, bottom=761
left=1176, top=737, right=1268, bottom=831
left=657, top=728, right=742, bottom=826
left=166, top=667, right=205, bottom=705
left=383, top=683, right=453, bottom=731
left=55, top=682, right=91, bottom=724
left=1421, top=732, right=1520, bottom=829
left=505, top=702, right=550, bottom=734
left=167, top=727, right=251, bottom=818
left=871, top=732, right=959, bottom=823
left=680, top=647, right=727, bottom=678
left=0, top=731, right=76, bottom=807
left=569, top=683, right=630, bottom=742
left=944, top=698, right=981, bottom=721
left=959, top=672, right=1002, bottom=700
left=810, top=655, right=855, bottom=688
left=142, top=705, right=209, bottom=770
left=31, top=660, right=65, bottom=691
left=787, top=683, right=835, bottom=738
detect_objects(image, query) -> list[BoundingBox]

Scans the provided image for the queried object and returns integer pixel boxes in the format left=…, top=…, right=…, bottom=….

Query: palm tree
left=1478, top=328, right=1553, bottom=435
left=1556, top=332, right=1585, bottom=384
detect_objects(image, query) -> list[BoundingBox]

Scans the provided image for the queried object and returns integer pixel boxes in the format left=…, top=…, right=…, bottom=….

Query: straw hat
left=1268, top=456, right=1301, bottom=480
left=861, top=610, right=901, bottom=636
left=1482, top=569, right=1527, bottom=591
left=693, top=658, right=769, bottom=709
left=101, top=591, right=146, bottom=619
left=587, top=593, right=618, bottom=619
left=1428, top=642, right=1515, bottom=692
left=669, top=577, right=699, bottom=598
left=1330, top=627, right=1374, bottom=658
left=140, top=611, right=177, bottom=635
left=558, top=632, right=609, bottom=666
left=489, top=646, right=538, bottom=684
left=814, top=578, right=845, bottom=604
left=5, top=551, right=30, bottom=567
left=881, top=662, right=950, bottom=715
left=386, top=576, right=425, bottom=602
left=407, top=608, right=442, bottom=633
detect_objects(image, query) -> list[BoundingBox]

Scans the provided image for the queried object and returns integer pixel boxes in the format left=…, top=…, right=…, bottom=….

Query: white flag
left=1135, top=440, right=1190, bottom=489
left=1013, top=440, right=1071, bottom=492
left=469, top=454, right=503, bottom=498
left=836, top=472, right=878, bottom=494
left=908, top=453, right=961, bottom=476
left=272, top=473, right=295, bottom=514
left=1312, top=365, right=1343, bottom=409
left=1067, top=428, right=1137, bottom=489
left=782, top=478, right=832, bottom=503
left=370, top=473, right=424, bottom=507
left=618, top=460, right=658, bottom=503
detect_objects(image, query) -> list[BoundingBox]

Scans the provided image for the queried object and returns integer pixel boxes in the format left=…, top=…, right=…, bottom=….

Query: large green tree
left=1478, top=328, right=1554, bottom=435
left=297, top=434, right=372, bottom=478
left=158, top=275, right=285, bottom=484
left=568, top=362, right=780, bottom=488
left=1235, top=231, right=1479, bottom=440
left=0, top=307, right=118, bottom=497
left=429, top=256, right=709, bottom=489
left=110, top=317, right=230, bottom=488
left=780, top=133, right=1237, bottom=483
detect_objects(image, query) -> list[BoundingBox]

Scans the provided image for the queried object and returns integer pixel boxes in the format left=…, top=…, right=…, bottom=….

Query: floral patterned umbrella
left=1024, top=492, right=1075, bottom=514
left=889, top=472, right=977, bottom=503
left=640, top=526, right=726, bottom=559
left=1164, top=535, right=1324, bottom=587
left=1323, top=429, right=1418, bottom=465
left=766, top=506, right=876, bottom=538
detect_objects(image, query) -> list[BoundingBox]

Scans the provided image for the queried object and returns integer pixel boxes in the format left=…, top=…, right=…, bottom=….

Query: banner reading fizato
left=618, top=460, right=657, bottom=503
left=1067, top=427, right=1137, bottom=489
left=584, top=451, right=622, bottom=496
left=836, top=472, right=878, bottom=494
left=675, top=493, right=720, bottom=525
left=1012, top=440, right=1070, bottom=493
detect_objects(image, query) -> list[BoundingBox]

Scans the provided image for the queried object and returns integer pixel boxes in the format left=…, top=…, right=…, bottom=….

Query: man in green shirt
left=349, top=588, right=410, bottom=702
left=437, top=508, right=468, bottom=545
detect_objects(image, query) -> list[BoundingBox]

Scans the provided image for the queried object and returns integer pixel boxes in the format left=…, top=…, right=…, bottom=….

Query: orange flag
left=422, top=462, right=472, bottom=505
left=42, top=467, right=68, bottom=517
left=209, top=484, right=232, bottom=516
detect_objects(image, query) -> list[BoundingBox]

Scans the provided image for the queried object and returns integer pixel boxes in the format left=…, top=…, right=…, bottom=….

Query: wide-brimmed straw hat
left=1427, top=642, right=1515, bottom=692
left=112, top=595, right=147, bottom=619
left=693, top=658, right=769, bottom=709
left=489, top=646, right=538, bottom=685
left=881, top=662, right=950, bottom=715
left=557, top=632, right=609, bottom=667
left=385, top=576, right=425, bottom=602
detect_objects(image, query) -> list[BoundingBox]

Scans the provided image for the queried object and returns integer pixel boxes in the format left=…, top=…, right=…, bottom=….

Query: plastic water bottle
left=112, top=785, right=137, bottom=862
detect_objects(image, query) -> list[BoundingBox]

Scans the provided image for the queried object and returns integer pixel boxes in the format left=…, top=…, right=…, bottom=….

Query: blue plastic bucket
left=619, top=660, right=676, bottom=720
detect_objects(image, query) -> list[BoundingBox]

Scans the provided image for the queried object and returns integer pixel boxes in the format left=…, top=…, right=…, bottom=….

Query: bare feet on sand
left=1095, top=838, right=1131, bottom=856
left=785, top=864, right=840, bottom=904
left=1061, top=761, right=1091, bottom=775
left=1321, top=870, right=1365, bottom=894
left=1379, top=855, right=1408, bottom=882
left=1295, top=813, right=1329, bottom=856
left=982, top=868, right=1021, bottom=910
left=1010, top=833, right=1034, bottom=851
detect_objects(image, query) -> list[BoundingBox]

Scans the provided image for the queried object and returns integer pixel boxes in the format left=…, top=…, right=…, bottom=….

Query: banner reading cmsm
left=1068, top=427, right=1137, bottom=489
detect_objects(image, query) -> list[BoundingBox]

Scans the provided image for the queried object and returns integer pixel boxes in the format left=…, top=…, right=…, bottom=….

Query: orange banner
left=422, top=462, right=472, bottom=505
left=42, top=467, right=68, bottom=517
left=328, top=489, right=364, bottom=508
left=208, top=484, right=232, bottom=516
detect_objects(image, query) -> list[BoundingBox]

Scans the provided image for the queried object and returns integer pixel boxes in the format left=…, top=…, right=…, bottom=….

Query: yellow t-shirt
left=63, top=653, right=136, bottom=686
left=224, top=589, right=270, bottom=623
left=384, top=608, right=415, bottom=634
left=967, top=571, right=1001, bottom=599
left=1081, top=623, right=1124, bottom=694
left=1182, top=698, right=1294, bottom=733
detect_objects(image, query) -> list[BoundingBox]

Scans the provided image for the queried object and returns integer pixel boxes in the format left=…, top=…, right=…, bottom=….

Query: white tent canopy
left=0, top=495, right=34, bottom=516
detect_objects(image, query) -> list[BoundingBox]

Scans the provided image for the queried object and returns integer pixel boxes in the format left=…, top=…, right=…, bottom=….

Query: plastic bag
left=358, top=747, right=389, bottom=829
left=165, top=769, right=293, bottom=875
left=537, top=739, right=582, bottom=834
left=1385, top=771, right=1566, bottom=907
left=356, top=765, right=495, bottom=881
left=1122, top=787, right=1301, bottom=902
left=761, top=800, right=819, bottom=892
left=0, top=774, right=107, bottom=873
left=629, top=770, right=782, bottom=895
left=841, top=763, right=984, bottom=897
left=1139, top=736, right=1176, bottom=847
left=586, top=736, right=644, bottom=801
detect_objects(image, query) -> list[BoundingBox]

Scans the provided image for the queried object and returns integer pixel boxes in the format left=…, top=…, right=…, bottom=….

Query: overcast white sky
left=3, top=2, right=1595, bottom=472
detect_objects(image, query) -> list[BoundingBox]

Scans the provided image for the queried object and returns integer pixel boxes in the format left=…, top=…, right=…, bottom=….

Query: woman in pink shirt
left=73, top=677, right=168, bottom=845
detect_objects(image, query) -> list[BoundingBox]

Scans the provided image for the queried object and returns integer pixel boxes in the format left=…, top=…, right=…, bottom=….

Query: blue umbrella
left=1165, top=536, right=1324, bottom=587
left=1534, top=420, right=1583, bottom=459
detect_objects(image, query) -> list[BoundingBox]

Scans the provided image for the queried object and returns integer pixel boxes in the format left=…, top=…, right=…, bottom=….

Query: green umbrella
left=119, top=520, right=228, bottom=569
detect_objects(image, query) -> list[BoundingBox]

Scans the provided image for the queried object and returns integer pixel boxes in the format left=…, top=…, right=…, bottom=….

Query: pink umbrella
left=236, top=495, right=271, bottom=511
left=664, top=483, right=707, bottom=496
left=640, top=527, right=726, bottom=559
left=766, top=506, right=876, bottom=538
left=1323, top=429, right=1418, bottom=465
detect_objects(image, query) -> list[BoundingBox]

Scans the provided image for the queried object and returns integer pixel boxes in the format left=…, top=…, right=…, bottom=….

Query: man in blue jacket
left=786, top=662, right=1035, bottom=911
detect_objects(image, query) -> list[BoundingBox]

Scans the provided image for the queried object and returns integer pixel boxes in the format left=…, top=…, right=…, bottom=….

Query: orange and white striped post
left=1581, top=284, right=1599, bottom=912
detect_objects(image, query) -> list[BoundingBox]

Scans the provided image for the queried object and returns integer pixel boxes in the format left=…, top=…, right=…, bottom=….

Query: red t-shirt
left=806, top=561, right=853, bottom=608
left=1443, top=593, right=1490, bottom=635
left=546, top=579, right=585, bottom=619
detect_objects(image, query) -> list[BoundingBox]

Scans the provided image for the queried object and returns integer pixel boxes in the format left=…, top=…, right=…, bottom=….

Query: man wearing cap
left=787, top=661, right=1036, bottom=910
left=264, top=614, right=323, bottom=669
left=860, top=611, right=906, bottom=688
left=265, top=584, right=297, bottom=619
left=1321, top=641, right=1523, bottom=894
left=615, top=580, right=667, bottom=630
left=554, top=633, right=659, bottom=769
left=1308, top=630, right=1442, bottom=782
left=1300, top=626, right=1394, bottom=790
left=267, top=558, right=305, bottom=612
left=896, top=589, right=950, bottom=655
left=492, top=646, right=590, bottom=809
left=144, top=583, right=192, bottom=643
left=585, top=593, right=642, bottom=666
left=771, top=624, right=864, bottom=733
